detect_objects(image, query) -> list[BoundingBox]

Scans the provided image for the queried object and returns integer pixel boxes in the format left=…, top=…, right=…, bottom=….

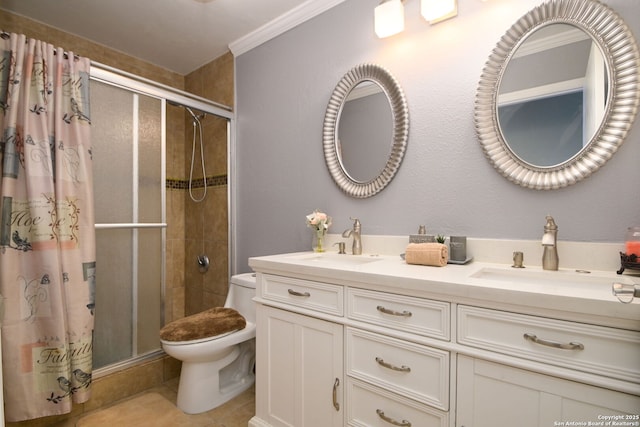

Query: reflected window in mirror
left=499, top=92, right=584, bottom=167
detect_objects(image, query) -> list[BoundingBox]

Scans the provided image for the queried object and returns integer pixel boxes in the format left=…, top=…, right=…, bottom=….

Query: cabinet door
left=256, top=304, right=343, bottom=427
left=457, top=355, right=640, bottom=427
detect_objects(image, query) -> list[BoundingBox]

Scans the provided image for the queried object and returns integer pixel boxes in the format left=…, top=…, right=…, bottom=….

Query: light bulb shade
left=374, top=0, right=405, bottom=38
left=421, top=0, right=457, bottom=23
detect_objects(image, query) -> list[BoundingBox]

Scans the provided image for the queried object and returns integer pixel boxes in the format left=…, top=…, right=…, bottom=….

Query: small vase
left=313, top=230, right=326, bottom=253
left=626, top=226, right=640, bottom=257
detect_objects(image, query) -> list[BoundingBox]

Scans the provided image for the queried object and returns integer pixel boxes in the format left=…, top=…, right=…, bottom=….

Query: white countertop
left=249, top=250, right=640, bottom=330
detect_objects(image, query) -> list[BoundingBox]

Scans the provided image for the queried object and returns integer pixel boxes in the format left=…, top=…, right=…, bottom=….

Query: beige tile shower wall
left=186, top=52, right=234, bottom=108
left=183, top=182, right=229, bottom=314
left=183, top=53, right=234, bottom=316
left=166, top=190, right=187, bottom=322
left=166, top=105, right=187, bottom=324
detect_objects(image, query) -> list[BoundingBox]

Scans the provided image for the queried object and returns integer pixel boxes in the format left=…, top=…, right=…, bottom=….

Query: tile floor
left=64, top=378, right=255, bottom=427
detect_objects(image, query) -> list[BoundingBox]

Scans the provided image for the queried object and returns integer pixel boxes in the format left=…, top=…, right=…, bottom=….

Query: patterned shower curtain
left=0, top=33, right=96, bottom=421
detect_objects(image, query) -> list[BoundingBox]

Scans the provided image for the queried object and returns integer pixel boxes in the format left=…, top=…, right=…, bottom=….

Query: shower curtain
left=0, top=33, right=96, bottom=421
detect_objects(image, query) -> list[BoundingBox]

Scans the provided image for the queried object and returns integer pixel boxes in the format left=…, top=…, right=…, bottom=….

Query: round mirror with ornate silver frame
left=475, top=0, right=640, bottom=190
left=323, top=64, right=409, bottom=198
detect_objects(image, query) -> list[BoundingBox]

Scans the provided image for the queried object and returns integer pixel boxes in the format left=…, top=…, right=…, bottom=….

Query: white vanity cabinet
left=252, top=273, right=452, bottom=427
left=256, top=305, right=343, bottom=427
left=456, top=306, right=640, bottom=427
left=457, top=305, right=640, bottom=383
left=345, top=288, right=451, bottom=426
left=249, top=253, right=640, bottom=427
left=456, top=356, right=640, bottom=427
left=254, top=275, right=344, bottom=427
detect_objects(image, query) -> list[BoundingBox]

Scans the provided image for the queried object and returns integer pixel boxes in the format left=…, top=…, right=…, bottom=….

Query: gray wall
left=234, top=0, right=640, bottom=273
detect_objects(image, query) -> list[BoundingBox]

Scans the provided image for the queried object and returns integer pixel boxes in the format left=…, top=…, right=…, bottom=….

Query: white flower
left=306, top=210, right=332, bottom=233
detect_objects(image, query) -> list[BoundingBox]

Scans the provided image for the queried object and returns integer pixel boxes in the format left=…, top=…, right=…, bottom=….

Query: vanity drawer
left=347, top=288, right=450, bottom=340
left=346, top=378, right=449, bottom=427
left=457, top=305, right=640, bottom=383
left=346, top=327, right=449, bottom=410
left=260, top=274, right=343, bottom=316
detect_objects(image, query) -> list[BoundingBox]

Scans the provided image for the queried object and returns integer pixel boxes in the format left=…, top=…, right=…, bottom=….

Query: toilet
left=160, top=273, right=257, bottom=414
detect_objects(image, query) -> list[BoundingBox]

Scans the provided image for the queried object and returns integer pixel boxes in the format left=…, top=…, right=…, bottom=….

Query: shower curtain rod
left=1, top=30, right=81, bottom=60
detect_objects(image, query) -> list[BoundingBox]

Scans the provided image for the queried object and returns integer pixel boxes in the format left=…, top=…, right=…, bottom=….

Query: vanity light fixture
left=421, top=0, right=458, bottom=24
left=374, top=0, right=405, bottom=38
left=375, top=0, right=458, bottom=38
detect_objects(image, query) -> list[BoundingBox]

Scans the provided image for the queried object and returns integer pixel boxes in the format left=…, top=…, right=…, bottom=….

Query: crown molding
left=229, top=0, right=346, bottom=56
left=513, top=27, right=589, bottom=59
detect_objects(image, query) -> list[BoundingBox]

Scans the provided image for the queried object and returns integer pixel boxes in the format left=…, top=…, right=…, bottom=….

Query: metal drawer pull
left=376, top=305, right=412, bottom=317
left=287, top=289, right=311, bottom=297
left=332, top=378, right=340, bottom=411
left=375, top=357, right=411, bottom=372
left=523, top=333, right=584, bottom=350
left=376, top=409, right=412, bottom=427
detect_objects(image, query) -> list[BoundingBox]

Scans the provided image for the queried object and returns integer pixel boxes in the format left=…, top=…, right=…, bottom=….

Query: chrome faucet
left=342, top=217, right=362, bottom=255
left=542, top=215, right=559, bottom=271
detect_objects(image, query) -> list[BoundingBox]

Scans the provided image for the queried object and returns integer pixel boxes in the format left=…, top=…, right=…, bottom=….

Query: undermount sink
left=470, top=266, right=633, bottom=289
left=287, top=252, right=383, bottom=266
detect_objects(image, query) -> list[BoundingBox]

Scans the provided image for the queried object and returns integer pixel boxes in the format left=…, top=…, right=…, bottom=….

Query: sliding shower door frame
left=90, top=62, right=234, bottom=376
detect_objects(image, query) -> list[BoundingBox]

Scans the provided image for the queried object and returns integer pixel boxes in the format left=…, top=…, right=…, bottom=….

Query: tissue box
left=409, top=234, right=435, bottom=244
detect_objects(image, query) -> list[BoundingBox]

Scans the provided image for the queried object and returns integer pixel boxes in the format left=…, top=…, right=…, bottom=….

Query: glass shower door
left=90, top=80, right=164, bottom=369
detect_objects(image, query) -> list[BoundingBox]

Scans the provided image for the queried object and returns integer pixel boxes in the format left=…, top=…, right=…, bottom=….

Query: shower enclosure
left=88, top=64, right=233, bottom=373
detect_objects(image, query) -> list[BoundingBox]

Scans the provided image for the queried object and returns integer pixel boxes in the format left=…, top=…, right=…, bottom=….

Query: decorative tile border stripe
left=167, top=175, right=227, bottom=190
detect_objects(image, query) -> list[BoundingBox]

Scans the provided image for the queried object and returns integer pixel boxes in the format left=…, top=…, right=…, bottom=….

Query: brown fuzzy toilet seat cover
left=160, top=307, right=246, bottom=342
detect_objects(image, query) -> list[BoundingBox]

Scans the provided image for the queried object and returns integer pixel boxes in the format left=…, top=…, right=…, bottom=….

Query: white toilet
left=160, top=273, right=256, bottom=414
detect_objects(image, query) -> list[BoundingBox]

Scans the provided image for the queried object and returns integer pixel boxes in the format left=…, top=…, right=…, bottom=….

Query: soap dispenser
left=351, top=218, right=362, bottom=255
left=542, top=216, right=559, bottom=271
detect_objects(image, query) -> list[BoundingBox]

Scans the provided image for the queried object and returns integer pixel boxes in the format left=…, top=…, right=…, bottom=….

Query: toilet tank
left=227, top=273, right=256, bottom=323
